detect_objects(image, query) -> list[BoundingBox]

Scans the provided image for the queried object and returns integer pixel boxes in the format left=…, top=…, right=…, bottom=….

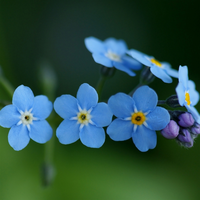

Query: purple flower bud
left=161, top=120, right=179, bottom=139
left=178, top=112, right=195, bottom=127
left=191, top=123, right=200, bottom=135
left=177, top=129, right=193, bottom=147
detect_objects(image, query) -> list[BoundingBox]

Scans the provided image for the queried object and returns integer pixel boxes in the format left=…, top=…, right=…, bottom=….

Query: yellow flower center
left=77, top=110, right=91, bottom=125
left=150, top=58, right=162, bottom=67
left=185, top=92, right=191, bottom=106
left=131, top=112, right=146, bottom=125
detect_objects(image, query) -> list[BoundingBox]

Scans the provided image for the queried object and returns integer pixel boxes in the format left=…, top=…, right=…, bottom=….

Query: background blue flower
left=176, top=65, right=200, bottom=123
left=127, top=49, right=178, bottom=83
left=54, top=83, right=113, bottom=148
left=107, top=85, right=170, bottom=152
left=0, top=85, right=53, bottom=151
left=84, top=36, right=142, bottom=76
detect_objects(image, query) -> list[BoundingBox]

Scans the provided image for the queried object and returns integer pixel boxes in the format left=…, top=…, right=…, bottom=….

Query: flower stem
left=0, top=74, right=14, bottom=98
left=157, top=100, right=166, bottom=105
left=95, top=75, right=107, bottom=98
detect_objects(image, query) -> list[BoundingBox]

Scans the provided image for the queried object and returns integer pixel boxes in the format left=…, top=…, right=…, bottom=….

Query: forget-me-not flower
left=176, top=65, right=200, bottom=123
left=84, top=37, right=142, bottom=76
left=107, top=86, right=170, bottom=152
left=127, top=49, right=178, bottom=83
left=0, top=85, right=53, bottom=151
left=54, top=83, right=113, bottom=148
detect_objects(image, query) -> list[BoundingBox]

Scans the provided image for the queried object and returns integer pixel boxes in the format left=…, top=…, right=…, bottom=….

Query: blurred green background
left=0, top=0, right=200, bottom=199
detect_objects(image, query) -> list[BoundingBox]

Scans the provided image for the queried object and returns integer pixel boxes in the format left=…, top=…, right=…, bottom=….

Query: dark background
left=0, top=0, right=200, bottom=199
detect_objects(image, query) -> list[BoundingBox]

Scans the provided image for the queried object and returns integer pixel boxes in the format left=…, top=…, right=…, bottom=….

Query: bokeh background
left=0, top=0, right=200, bottom=199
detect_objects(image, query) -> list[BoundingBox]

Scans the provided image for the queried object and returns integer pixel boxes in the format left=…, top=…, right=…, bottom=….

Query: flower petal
left=122, top=55, right=142, bottom=70
left=176, top=82, right=185, bottom=106
left=150, top=66, right=172, bottom=83
left=104, top=38, right=127, bottom=55
left=29, top=120, right=53, bottom=143
left=127, top=49, right=151, bottom=67
left=92, top=53, right=113, bottom=67
left=77, top=83, right=98, bottom=110
left=188, top=80, right=199, bottom=106
left=0, top=105, right=20, bottom=128
left=132, top=86, right=157, bottom=113
left=178, top=65, right=188, bottom=88
left=56, top=119, right=80, bottom=144
left=146, top=107, right=170, bottom=130
left=12, top=85, right=34, bottom=111
left=108, top=93, right=134, bottom=118
left=185, top=105, right=200, bottom=124
left=84, top=37, right=106, bottom=53
left=79, top=124, right=105, bottom=148
left=132, top=125, right=157, bottom=152
left=113, top=62, right=136, bottom=76
left=162, top=62, right=178, bottom=78
left=107, top=118, right=133, bottom=141
left=32, top=95, right=53, bottom=120
left=54, top=95, right=78, bottom=119
left=91, top=102, right=113, bottom=127
left=8, top=125, right=30, bottom=151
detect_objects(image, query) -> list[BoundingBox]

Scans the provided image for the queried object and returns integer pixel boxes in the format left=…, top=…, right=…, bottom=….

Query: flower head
left=107, top=86, right=170, bottom=152
left=54, top=83, right=113, bottom=148
left=127, top=49, right=178, bottom=83
left=0, top=85, right=53, bottom=151
left=175, top=65, right=200, bottom=123
left=84, top=37, right=142, bottom=76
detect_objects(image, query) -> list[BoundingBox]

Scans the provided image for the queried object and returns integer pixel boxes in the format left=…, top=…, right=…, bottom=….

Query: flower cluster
left=0, top=36, right=199, bottom=153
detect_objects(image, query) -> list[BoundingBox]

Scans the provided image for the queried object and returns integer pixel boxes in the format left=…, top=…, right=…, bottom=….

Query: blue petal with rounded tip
left=150, top=66, right=172, bottom=83
left=80, top=124, right=105, bottom=148
left=54, top=94, right=78, bottom=119
left=107, top=118, right=133, bottom=141
left=76, top=83, right=98, bottom=110
left=8, top=125, right=30, bottom=151
left=90, top=102, right=113, bottom=127
left=56, top=119, right=80, bottom=144
left=178, top=65, right=188, bottom=89
left=104, top=38, right=127, bottom=55
left=122, top=55, right=142, bottom=70
left=113, top=62, right=136, bottom=76
left=0, top=105, right=20, bottom=128
left=84, top=37, right=106, bottom=53
left=132, top=125, right=157, bottom=152
left=188, top=80, right=199, bottom=106
left=29, top=120, right=53, bottom=143
left=146, top=107, right=170, bottom=130
left=108, top=93, right=134, bottom=118
left=176, top=82, right=185, bottom=106
left=12, top=85, right=34, bottom=111
left=92, top=53, right=113, bottom=67
left=132, top=86, right=157, bottom=113
left=32, top=95, right=53, bottom=120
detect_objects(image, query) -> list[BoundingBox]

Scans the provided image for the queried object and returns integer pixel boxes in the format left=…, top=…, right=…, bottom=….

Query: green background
left=0, top=0, right=200, bottom=199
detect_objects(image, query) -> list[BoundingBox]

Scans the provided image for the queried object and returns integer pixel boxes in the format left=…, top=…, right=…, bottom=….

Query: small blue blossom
left=127, top=49, right=178, bottom=83
left=54, top=83, right=113, bottom=148
left=0, top=85, right=53, bottom=151
left=107, top=86, right=170, bottom=152
left=176, top=65, right=200, bottom=123
left=84, top=37, right=142, bottom=76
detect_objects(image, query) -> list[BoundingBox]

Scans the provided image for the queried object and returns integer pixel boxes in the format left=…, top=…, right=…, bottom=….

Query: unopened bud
left=178, top=112, right=195, bottom=127
left=177, top=129, right=193, bottom=147
left=161, top=120, right=179, bottom=139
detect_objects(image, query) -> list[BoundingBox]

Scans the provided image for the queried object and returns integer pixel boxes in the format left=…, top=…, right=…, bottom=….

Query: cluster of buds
left=161, top=110, right=200, bottom=147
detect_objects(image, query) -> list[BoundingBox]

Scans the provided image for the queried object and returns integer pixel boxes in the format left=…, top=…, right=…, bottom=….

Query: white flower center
left=17, top=108, right=37, bottom=131
left=70, top=105, right=93, bottom=130
left=105, top=50, right=121, bottom=62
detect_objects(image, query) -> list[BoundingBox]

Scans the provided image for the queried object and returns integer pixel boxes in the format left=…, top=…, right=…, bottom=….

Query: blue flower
left=176, top=65, right=200, bottom=123
left=107, top=86, right=170, bottom=152
left=0, top=85, right=53, bottom=151
left=84, top=37, right=142, bottom=76
left=127, top=49, right=178, bottom=83
left=54, top=83, right=113, bottom=148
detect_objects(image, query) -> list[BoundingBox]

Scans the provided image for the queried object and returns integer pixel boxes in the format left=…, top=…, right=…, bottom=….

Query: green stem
left=0, top=75, right=14, bottom=98
left=157, top=100, right=166, bottom=106
left=95, top=75, right=107, bottom=99
left=128, top=82, right=144, bottom=96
